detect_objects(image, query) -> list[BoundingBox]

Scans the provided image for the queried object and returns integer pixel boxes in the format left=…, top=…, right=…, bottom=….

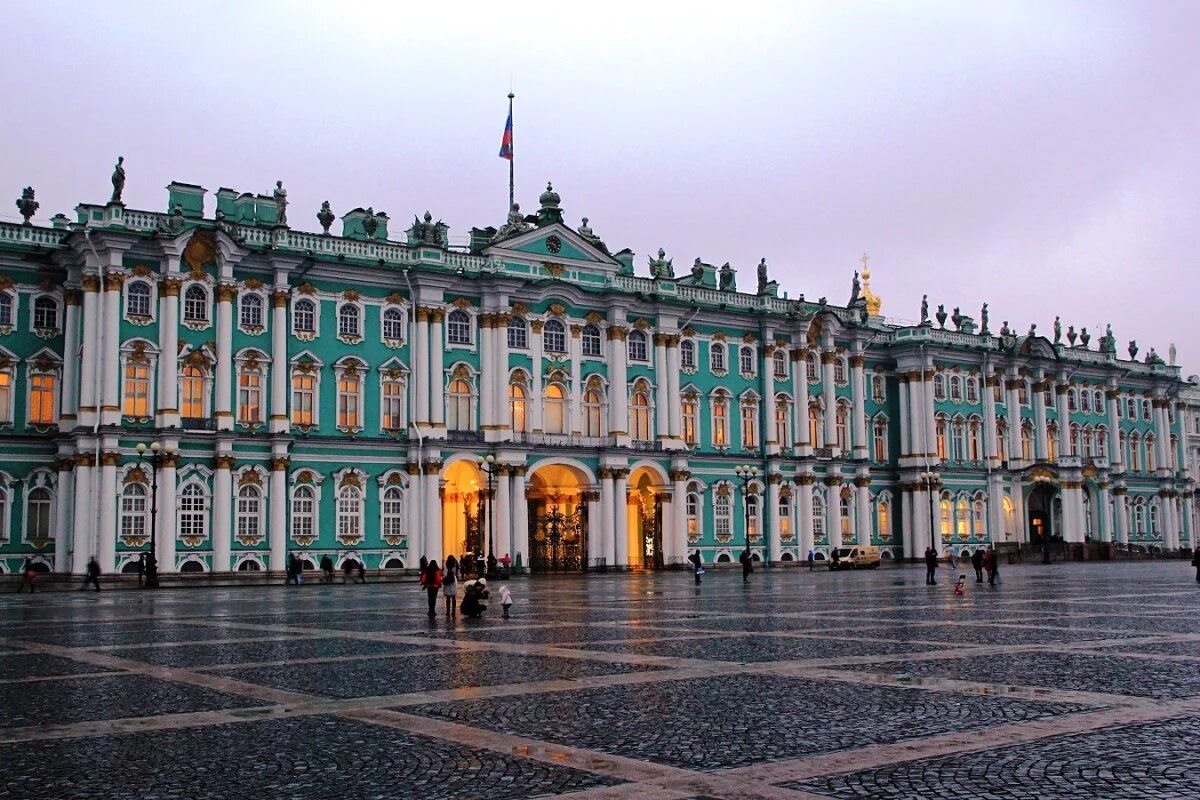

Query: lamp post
left=135, top=441, right=174, bottom=589
left=919, top=469, right=939, bottom=558
left=734, top=464, right=759, bottom=564
left=481, top=454, right=497, bottom=576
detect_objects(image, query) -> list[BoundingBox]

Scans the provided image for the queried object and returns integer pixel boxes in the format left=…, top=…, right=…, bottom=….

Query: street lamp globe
left=136, top=442, right=147, bottom=454
left=484, top=454, right=495, bottom=465
left=150, top=441, right=160, bottom=453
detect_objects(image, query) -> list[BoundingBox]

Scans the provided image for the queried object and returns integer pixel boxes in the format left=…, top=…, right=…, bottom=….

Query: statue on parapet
left=757, top=258, right=769, bottom=295
left=410, top=211, right=448, bottom=247
left=274, top=181, right=288, bottom=226
left=848, top=271, right=861, bottom=305
left=110, top=156, right=126, bottom=204
left=951, top=307, right=962, bottom=331
left=1099, top=324, right=1116, bottom=355
left=317, top=201, right=335, bottom=235
left=1128, top=340, right=1138, bottom=360
left=691, top=257, right=704, bottom=282
left=496, top=202, right=532, bottom=238
left=1053, top=316, right=1062, bottom=344
left=980, top=303, right=989, bottom=334
left=1067, top=325, right=1077, bottom=347
left=648, top=248, right=674, bottom=279
left=1170, top=343, right=1177, bottom=366
left=935, top=304, right=947, bottom=328
left=362, top=207, right=379, bottom=238
left=1027, top=322, right=1037, bottom=338
left=719, top=262, right=735, bottom=291
left=920, top=295, right=929, bottom=325
left=1080, top=328, right=1091, bottom=349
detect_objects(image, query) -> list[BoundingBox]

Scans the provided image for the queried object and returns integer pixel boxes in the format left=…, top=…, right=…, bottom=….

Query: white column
left=901, top=486, right=913, bottom=557
left=987, top=472, right=1005, bottom=545
left=925, top=369, right=938, bottom=458
left=269, top=290, right=289, bottom=433
left=1056, top=383, right=1071, bottom=458
left=671, top=470, right=688, bottom=564
left=792, top=349, right=809, bottom=451
left=1010, top=474, right=1027, bottom=543
left=1007, top=378, right=1023, bottom=461
left=763, top=346, right=778, bottom=452
left=78, top=279, right=100, bottom=429
left=614, top=469, right=629, bottom=566
left=529, top=321, right=544, bottom=433
left=600, top=469, right=616, bottom=566
left=569, top=325, right=584, bottom=434
left=213, top=454, right=233, bottom=572
left=414, top=308, right=430, bottom=426
left=496, top=313, right=512, bottom=440
left=54, top=461, right=74, bottom=573
left=826, top=479, right=842, bottom=549
left=71, top=454, right=94, bottom=573
left=61, top=290, right=81, bottom=424
left=157, top=453, right=177, bottom=573
left=511, top=467, right=529, bottom=568
left=405, top=467, right=421, bottom=562
left=1154, top=400, right=1170, bottom=473
left=608, top=328, right=628, bottom=437
left=851, top=355, right=868, bottom=460
left=654, top=334, right=670, bottom=441
left=1062, top=482, right=1084, bottom=543
left=155, top=280, right=181, bottom=429
left=495, top=467, right=512, bottom=559
left=268, top=457, right=287, bottom=571
left=586, top=488, right=603, bottom=567
left=666, top=338, right=682, bottom=440
left=1033, top=380, right=1049, bottom=461
left=100, top=276, right=122, bottom=426
left=1114, top=488, right=1130, bottom=544
left=765, top=476, right=781, bottom=562
left=912, top=482, right=929, bottom=556
left=908, top=374, right=925, bottom=458
left=797, top=476, right=814, bottom=557
left=898, top=376, right=910, bottom=456
left=1106, top=389, right=1122, bottom=470
left=1181, top=492, right=1194, bottom=548
left=479, top=315, right=495, bottom=430
left=97, top=450, right=118, bottom=573
left=983, top=374, right=999, bottom=464
left=429, top=310, right=446, bottom=432
left=215, top=284, right=235, bottom=430
left=855, top=476, right=871, bottom=546
left=424, top=462, right=442, bottom=561
left=822, top=351, right=837, bottom=452
left=1098, top=482, right=1113, bottom=542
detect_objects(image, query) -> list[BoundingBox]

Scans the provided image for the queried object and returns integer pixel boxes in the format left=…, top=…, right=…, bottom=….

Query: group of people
left=925, top=546, right=1000, bottom=587
left=420, top=554, right=513, bottom=619
left=285, top=553, right=366, bottom=586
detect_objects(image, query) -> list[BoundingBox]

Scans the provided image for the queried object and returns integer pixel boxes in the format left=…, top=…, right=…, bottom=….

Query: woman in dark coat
left=460, top=578, right=489, bottom=618
left=421, top=560, right=441, bottom=616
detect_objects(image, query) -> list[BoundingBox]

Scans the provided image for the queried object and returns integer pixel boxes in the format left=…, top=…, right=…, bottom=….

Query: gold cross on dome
left=860, top=253, right=870, bottom=271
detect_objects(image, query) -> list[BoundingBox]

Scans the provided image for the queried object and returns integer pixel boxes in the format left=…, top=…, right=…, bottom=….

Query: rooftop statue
left=1147, top=348, right=1164, bottom=365
left=1054, top=316, right=1062, bottom=344
left=410, top=210, right=448, bottom=247
left=1100, top=324, right=1116, bottom=355
left=1170, top=342, right=1177, bottom=366
left=648, top=248, right=674, bottom=279
left=1128, top=340, right=1138, bottom=360
left=951, top=306, right=962, bottom=331
left=496, top=202, right=532, bottom=238
left=691, top=257, right=704, bottom=282
left=274, top=181, right=288, bottom=226
left=361, top=207, right=379, bottom=238
left=980, top=303, right=989, bottom=334
left=848, top=270, right=860, bottom=305
left=317, top=201, right=335, bottom=235
left=15, top=187, right=38, bottom=226
left=110, top=156, right=125, bottom=204
left=1080, top=327, right=1091, bottom=349
left=935, top=304, right=947, bottom=328
left=1028, top=322, right=1037, bottom=338
left=757, top=258, right=769, bottom=295
left=719, top=262, right=735, bottom=292
left=1000, top=320, right=1011, bottom=337
left=920, top=295, right=929, bottom=325
left=1067, top=325, right=1077, bottom=347
left=577, top=216, right=599, bottom=243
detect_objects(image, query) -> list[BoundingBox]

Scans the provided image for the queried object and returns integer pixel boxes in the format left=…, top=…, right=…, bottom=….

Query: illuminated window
left=29, top=373, right=56, bottom=425
left=123, top=363, right=152, bottom=418
left=292, top=373, right=316, bottom=426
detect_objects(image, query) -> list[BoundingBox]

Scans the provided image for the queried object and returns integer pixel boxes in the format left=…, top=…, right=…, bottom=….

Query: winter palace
left=0, top=173, right=1194, bottom=577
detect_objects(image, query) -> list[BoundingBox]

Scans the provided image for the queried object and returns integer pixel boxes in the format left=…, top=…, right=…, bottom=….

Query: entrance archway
left=1027, top=482, right=1060, bottom=548
left=628, top=465, right=666, bottom=570
left=528, top=463, right=589, bottom=572
left=442, top=460, right=484, bottom=564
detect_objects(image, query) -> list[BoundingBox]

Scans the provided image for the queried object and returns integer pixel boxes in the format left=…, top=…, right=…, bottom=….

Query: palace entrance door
left=527, top=463, right=590, bottom=573
left=1027, top=483, right=1061, bottom=548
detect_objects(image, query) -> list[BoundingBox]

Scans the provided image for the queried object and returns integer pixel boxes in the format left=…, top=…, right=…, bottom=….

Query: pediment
left=485, top=223, right=620, bottom=268
left=1019, top=336, right=1058, bottom=360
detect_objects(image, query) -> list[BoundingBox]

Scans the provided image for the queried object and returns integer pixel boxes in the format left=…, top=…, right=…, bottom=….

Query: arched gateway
left=527, top=463, right=591, bottom=572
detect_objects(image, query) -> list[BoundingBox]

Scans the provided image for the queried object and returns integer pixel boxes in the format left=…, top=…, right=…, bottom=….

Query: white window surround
left=580, top=324, right=603, bottom=357
left=0, top=289, right=16, bottom=329
left=378, top=360, right=409, bottom=434
left=333, top=357, right=367, bottom=433
left=176, top=473, right=212, bottom=546
left=21, top=469, right=55, bottom=544
left=291, top=296, right=319, bottom=339
left=123, top=278, right=156, bottom=323
left=24, top=350, right=62, bottom=427
left=445, top=308, right=475, bottom=348
left=119, top=339, right=159, bottom=422
left=290, top=351, right=324, bottom=428
left=381, top=304, right=406, bottom=345
left=234, top=348, right=270, bottom=426
left=181, top=280, right=212, bottom=329
left=30, top=292, right=60, bottom=334
left=335, top=298, right=365, bottom=343
left=237, top=289, right=267, bottom=334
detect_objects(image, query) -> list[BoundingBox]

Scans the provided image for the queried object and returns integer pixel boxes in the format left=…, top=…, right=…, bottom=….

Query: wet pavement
left=1, top=560, right=1198, bottom=798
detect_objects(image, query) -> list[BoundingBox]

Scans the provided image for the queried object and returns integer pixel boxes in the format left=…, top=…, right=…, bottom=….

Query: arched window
left=809, top=404, right=822, bottom=447
left=996, top=419, right=1007, bottom=462
left=972, top=498, right=986, bottom=538
left=741, top=396, right=758, bottom=449
left=291, top=485, right=316, bottom=541
left=934, top=373, right=947, bottom=401
left=33, top=296, right=58, bottom=330
left=292, top=299, right=316, bottom=333
left=710, top=342, right=726, bottom=372
left=936, top=415, right=948, bottom=459
left=337, top=368, right=361, bottom=429
left=955, top=497, right=969, bottom=538
left=184, top=285, right=208, bottom=323
left=1142, top=399, right=1152, bottom=422
left=965, top=377, right=979, bottom=404
left=871, top=374, right=885, bottom=402
left=1047, top=423, right=1059, bottom=462
left=126, top=281, right=152, bottom=317
left=236, top=485, right=262, bottom=543
left=1133, top=500, right=1145, bottom=534
left=543, top=319, right=567, bottom=353
left=1082, top=426, right=1094, bottom=458
left=544, top=383, right=566, bottom=434
left=180, top=365, right=206, bottom=419
left=940, top=495, right=952, bottom=540
left=1021, top=421, right=1034, bottom=460
left=631, top=385, right=652, bottom=441
left=680, top=339, right=696, bottom=369
left=775, top=396, right=790, bottom=447
left=806, top=352, right=819, bottom=382
left=835, top=402, right=849, bottom=451
left=123, top=362, right=152, bottom=418
left=1080, top=388, right=1091, bottom=414
left=447, top=377, right=473, bottom=430
left=779, top=491, right=792, bottom=541
left=951, top=418, right=966, bottom=462
left=967, top=417, right=982, bottom=462
left=712, top=392, right=729, bottom=447
left=1145, top=436, right=1156, bottom=472
left=812, top=492, right=826, bottom=540
left=238, top=361, right=264, bottom=425
left=740, top=346, right=756, bottom=376
left=1094, top=390, right=1104, bottom=413
left=747, top=492, right=760, bottom=540
left=337, top=485, right=363, bottom=542
left=447, top=309, right=471, bottom=344
left=381, top=485, right=405, bottom=542
left=773, top=349, right=787, bottom=379
left=179, top=483, right=208, bottom=543
left=873, top=417, right=888, bottom=462
left=1129, top=433, right=1141, bottom=472
left=120, top=483, right=148, bottom=544
left=581, top=325, right=602, bottom=357
left=26, top=486, right=52, bottom=542
left=0, top=293, right=12, bottom=326
left=1068, top=388, right=1078, bottom=412
left=715, top=488, right=732, bottom=541
left=839, top=493, right=852, bottom=538
left=682, top=394, right=699, bottom=445
left=507, top=316, right=527, bottom=349
left=382, top=308, right=404, bottom=341
left=240, top=294, right=263, bottom=328
left=583, top=387, right=603, bottom=437
left=834, top=357, right=847, bottom=385
left=509, top=380, right=527, bottom=433
left=686, top=489, right=701, bottom=541
left=1149, top=501, right=1160, bottom=536
left=876, top=497, right=890, bottom=539
left=338, top=304, right=360, bottom=337
left=1097, top=425, right=1109, bottom=459
left=292, top=372, right=316, bottom=426
left=949, top=375, right=962, bottom=403
left=628, top=329, right=648, bottom=362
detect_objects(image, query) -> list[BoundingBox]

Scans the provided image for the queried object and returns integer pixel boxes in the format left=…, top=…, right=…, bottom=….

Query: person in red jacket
left=420, top=560, right=442, bottom=616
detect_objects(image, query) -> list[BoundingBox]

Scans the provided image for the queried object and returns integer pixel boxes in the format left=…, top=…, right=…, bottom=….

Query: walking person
left=83, top=556, right=101, bottom=592
left=987, top=545, right=1000, bottom=587
left=499, top=584, right=513, bottom=618
left=807, top=549, right=815, bottom=571
left=16, top=558, right=36, bottom=593
left=319, top=554, right=334, bottom=584
left=971, top=548, right=984, bottom=583
left=739, top=548, right=753, bottom=583
left=420, top=560, right=442, bottom=617
left=136, top=552, right=146, bottom=588
left=689, top=549, right=704, bottom=585
left=286, top=553, right=302, bottom=586
left=924, top=546, right=938, bottom=585
left=341, top=560, right=355, bottom=585
left=442, top=558, right=458, bottom=617
left=356, top=561, right=366, bottom=584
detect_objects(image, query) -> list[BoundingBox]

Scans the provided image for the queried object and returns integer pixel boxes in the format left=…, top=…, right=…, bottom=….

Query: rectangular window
left=682, top=399, right=698, bottom=445
left=0, top=372, right=10, bottom=422
left=338, top=376, right=360, bottom=428
left=238, top=372, right=262, bottom=424
left=29, top=374, right=55, bottom=425
left=382, top=379, right=405, bottom=431
left=123, top=364, right=151, bottom=418
left=291, top=374, right=315, bottom=425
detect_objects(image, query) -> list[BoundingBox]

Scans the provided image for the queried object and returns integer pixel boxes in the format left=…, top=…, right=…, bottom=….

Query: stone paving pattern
left=0, top=561, right=1197, bottom=798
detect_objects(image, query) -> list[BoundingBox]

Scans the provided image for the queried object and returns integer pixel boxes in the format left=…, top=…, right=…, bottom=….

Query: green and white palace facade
left=0, top=178, right=1193, bottom=576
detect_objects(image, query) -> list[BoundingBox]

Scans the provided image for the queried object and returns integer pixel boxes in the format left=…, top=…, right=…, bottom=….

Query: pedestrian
left=500, top=552, right=511, bottom=578
left=83, top=556, right=101, bottom=592
left=136, top=552, right=146, bottom=588
left=419, top=555, right=428, bottom=578
left=1193, top=549, right=1200, bottom=584
left=320, top=554, right=334, bottom=584
left=689, top=549, right=704, bottom=585
left=487, top=552, right=498, bottom=579
left=460, top=577, right=489, bottom=618
left=499, top=584, right=513, bottom=618
left=987, top=545, right=1000, bottom=587
left=1041, top=543, right=1051, bottom=564
left=341, top=560, right=355, bottom=585
left=740, top=548, right=752, bottom=583
left=971, top=548, right=984, bottom=583
left=807, top=549, right=815, bottom=571
left=16, top=558, right=36, bottom=593
left=356, top=561, right=366, bottom=584
left=286, top=553, right=302, bottom=586
left=442, top=558, right=458, bottom=617
left=475, top=552, right=486, bottom=578
left=420, top=559, right=442, bottom=616
left=924, top=546, right=938, bottom=585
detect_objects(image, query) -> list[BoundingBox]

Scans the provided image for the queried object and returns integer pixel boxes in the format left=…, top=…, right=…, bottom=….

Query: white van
left=828, top=545, right=881, bottom=570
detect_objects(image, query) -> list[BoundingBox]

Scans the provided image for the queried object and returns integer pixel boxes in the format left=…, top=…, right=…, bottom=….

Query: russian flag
left=498, top=110, right=513, bottom=160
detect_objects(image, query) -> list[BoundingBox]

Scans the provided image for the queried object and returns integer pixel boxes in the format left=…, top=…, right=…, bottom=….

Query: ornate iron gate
left=531, top=505, right=586, bottom=572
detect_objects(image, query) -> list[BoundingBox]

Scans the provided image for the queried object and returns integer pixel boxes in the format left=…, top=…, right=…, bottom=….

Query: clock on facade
left=546, top=235, right=562, bottom=254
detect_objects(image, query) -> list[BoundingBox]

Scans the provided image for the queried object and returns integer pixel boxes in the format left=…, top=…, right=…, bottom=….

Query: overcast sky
left=2, top=2, right=1196, bottom=371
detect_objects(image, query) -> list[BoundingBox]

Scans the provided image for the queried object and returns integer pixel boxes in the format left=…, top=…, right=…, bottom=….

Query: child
left=499, top=584, right=513, bottom=618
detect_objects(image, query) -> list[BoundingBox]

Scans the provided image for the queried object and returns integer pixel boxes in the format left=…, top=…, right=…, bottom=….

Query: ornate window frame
left=333, top=467, right=367, bottom=546
left=335, top=291, right=364, bottom=345
left=288, top=468, right=324, bottom=547
left=381, top=298, right=406, bottom=347
left=176, top=466, right=212, bottom=548
left=445, top=307, right=475, bottom=348
left=25, top=348, right=61, bottom=429
left=123, top=277, right=157, bottom=325
left=120, top=338, right=158, bottom=423
left=377, top=470, right=410, bottom=548
left=333, top=356, right=366, bottom=434
left=30, top=291, right=61, bottom=338
left=21, top=468, right=55, bottom=548
left=290, top=351, right=324, bottom=431
left=234, top=348, right=270, bottom=428
left=291, top=291, right=319, bottom=341
left=178, top=346, right=215, bottom=421
left=237, top=285, right=267, bottom=335
left=233, top=465, right=268, bottom=547
left=181, top=279, right=213, bottom=330
left=580, top=323, right=603, bottom=358
left=0, top=281, right=16, bottom=332
left=378, top=359, right=409, bottom=435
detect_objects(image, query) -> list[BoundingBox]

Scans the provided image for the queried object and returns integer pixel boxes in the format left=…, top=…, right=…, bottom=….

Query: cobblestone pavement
left=0, top=561, right=1198, bottom=799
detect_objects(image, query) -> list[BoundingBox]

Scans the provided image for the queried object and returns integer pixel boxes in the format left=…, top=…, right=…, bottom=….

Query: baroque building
left=0, top=177, right=1193, bottom=576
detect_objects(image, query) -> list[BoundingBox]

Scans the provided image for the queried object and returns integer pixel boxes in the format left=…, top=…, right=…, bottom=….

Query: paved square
left=0, top=561, right=1197, bottom=799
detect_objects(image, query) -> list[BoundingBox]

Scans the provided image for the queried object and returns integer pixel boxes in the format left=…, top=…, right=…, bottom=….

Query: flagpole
left=507, top=92, right=515, bottom=212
